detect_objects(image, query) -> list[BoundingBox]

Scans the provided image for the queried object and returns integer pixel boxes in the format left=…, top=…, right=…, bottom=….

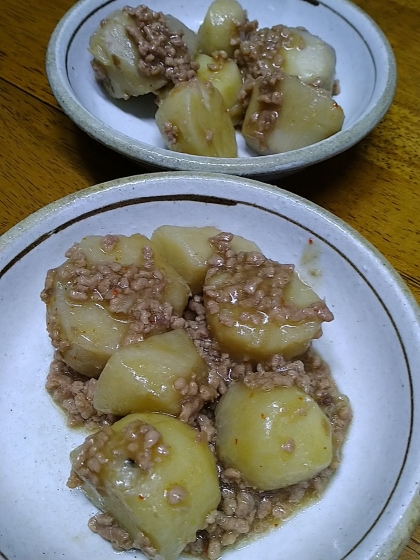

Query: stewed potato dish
left=42, top=226, right=351, bottom=560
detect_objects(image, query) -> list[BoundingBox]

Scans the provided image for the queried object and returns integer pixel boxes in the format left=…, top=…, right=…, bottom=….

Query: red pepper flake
left=234, top=438, right=238, bottom=445
left=260, top=413, right=265, bottom=419
left=138, top=494, right=144, bottom=500
left=308, top=238, right=313, bottom=245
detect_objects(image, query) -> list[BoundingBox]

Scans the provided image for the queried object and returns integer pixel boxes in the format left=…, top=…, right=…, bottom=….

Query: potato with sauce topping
left=216, top=383, right=333, bottom=490
left=151, top=225, right=260, bottom=294
left=93, top=329, right=208, bottom=416
left=89, top=6, right=198, bottom=100
left=41, top=234, right=190, bottom=378
left=155, top=78, right=238, bottom=157
left=197, top=0, right=248, bottom=58
left=242, top=73, right=344, bottom=155
left=203, top=240, right=333, bottom=361
left=70, top=412, right=221, bottom=560
left=195, top=53, right=244, bottom=125
left=280, top=27, right=338, bottom=93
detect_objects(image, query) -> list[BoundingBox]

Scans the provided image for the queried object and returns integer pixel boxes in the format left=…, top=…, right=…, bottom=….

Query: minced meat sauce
left=42, top=232, right=351, bottom=559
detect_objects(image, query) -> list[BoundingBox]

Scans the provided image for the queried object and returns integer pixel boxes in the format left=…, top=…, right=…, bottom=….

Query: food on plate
left=151, top=225, right=260, bottom=295
left=203, top=235, right=333, bottom=360
left=279, top=27, right=338, bottom=94
left=196, top=0, right=249, bottom=58
left=215, top=384, right=333, bottom=490
left=241, top=73, right=344, bottom=155
left=195, top=52, right=244, bottom=125
left=89, top=6, right=198, bottom=99
left=68, top=413, right=221, bottom=559
left=155, top=78, right=238, bottom=157
left=88, top=1, right=344, bottom=157
left=93, top=329, right=208, bottom=416
left=40, top=233, right=190, bottom=377
left=42, top=227, right=352, bottom=560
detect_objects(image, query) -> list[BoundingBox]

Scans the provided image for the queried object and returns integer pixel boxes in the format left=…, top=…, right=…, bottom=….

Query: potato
left=242, top=73, right=344, bottom=154
left=216, top=384, right=333, bottom=490
left=197, top=0, right=248, bottom=58
left=47, top=279, right=130, bottom=378
left=89, top=10, right=168, bottom=99
left=89, top=9, right=199, bottom=100
left=43, top=234, right=190, bottom=377
left=70, top=413, right=221, bottom=560
left=155, top=78, right=238, bottom=157
left=151, top=226, right=261, bottom=295
left=164, top=14, right=199, bottom=59
left=205, top=262, right=330, bottom=361
left=195, top=53, right=244, bottom=125
left=280, top=27, right=337, bottom=93
left=77, top=234, right=191, bottom=315
left=94, top=329, right=208, bottom=416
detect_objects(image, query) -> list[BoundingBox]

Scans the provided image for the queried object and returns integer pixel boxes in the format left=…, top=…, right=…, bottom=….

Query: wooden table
left=1, top=0, right=419, bottom=558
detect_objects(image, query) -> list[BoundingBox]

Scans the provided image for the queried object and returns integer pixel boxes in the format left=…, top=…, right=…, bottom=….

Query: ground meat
left=45, top=355, right=119, bottom=430
left=123, top=5, right=198, bottom=83
left=68, top=418, right=168, bottom=489
left=44, top=233, right=351, bottom=560
left=89, top=513, right=157, bottom=556
left=234, top=25, right=289, bottom=82
left=204, top=232, right=333, bottom=324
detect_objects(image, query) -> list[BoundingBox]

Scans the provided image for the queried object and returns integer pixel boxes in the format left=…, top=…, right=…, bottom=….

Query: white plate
left=1, top=172, right=420, bottom=560
left=46, top=0, right=396, bottom=178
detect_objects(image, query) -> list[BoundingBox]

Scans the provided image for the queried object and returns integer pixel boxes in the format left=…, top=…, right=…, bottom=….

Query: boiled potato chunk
left=205, top=268, right=327, bottom=361
left=47, top=279, right=130, bottom=378
left=151, top=226, right=261, bottom=295
left=281, top=27, right=337, bottom=93
left=89, top=10, right=168, bottom=99
left=242, top=73, right=344, bottom=154
left=77, top=234, right=191, bottom=315
left=197, top=0, right=248, bottom=58
left=71, top=413, right=221, bottom=560
left=94, top=329, right=208, bottom=416
left=43, top=234, right=190, bottom=377
left=164, top=14, right=199, bottom=59
left=216, top=384, right=333, bottom=490
left=196, top=53, right=244, bottom=125
left=155, top=78, right=238, bottom=157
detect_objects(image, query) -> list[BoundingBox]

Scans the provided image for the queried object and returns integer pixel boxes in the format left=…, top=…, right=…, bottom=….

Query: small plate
left=46, top=0, right=396, bottom=178
left=1, top=172, right=420, bottom=560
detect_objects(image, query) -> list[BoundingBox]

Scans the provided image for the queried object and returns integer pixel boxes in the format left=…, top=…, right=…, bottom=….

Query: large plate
left=1, top=172, right=419, bottom=560
left=46, top=0, right=396, bottom=178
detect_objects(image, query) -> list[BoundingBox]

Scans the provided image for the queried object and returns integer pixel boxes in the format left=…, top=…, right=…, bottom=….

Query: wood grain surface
left=1, top=0, right=419, bottom=557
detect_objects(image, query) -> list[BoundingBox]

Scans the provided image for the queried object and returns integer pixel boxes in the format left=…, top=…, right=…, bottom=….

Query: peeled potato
left=43, top=234, right=190, bottom=377
left=94, top=329, right=208, bottom=416
left=280, top=27, right=337, bottom=93
left=70, top=413, right=221, bottom=560
left=46, top=279, right=130, bottom=378
left=242, top=73, right=344, bottom=154
left=216, top=384, right=333, bottom=490
left=195, top=53, right=244, bottom=125
left=155, top=78, right=238, bottom=157
left=89, top=10, right=168, bottom=99
left=164, top=14, right=199, bottom=59
left=205, top=266, right=329, bottom=361
left=151, top=226, right=260, bottom=295
left=197, top=0, right=248, bottom=58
